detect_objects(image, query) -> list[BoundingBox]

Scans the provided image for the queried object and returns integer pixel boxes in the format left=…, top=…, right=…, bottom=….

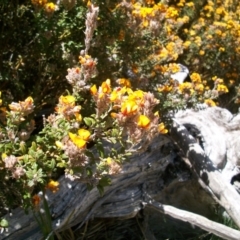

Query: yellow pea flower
left=217, top=84, right=228, bottom=93
left=69, top=129, right=91, bottom=148
left=110, top=112, right=117, bottom=118
left=195, top=83, right=204, bottom=93
left=118, top=78, right=131, bottom=88
left=106, top=157, right=112, bottom=165
left=158, top=123, right=168, bottom=134
left=2, top=153, right=7, bottom=160
left=110, top=88, right=122, bottom=102
left=101, top=79, right=111, bottom=94
left=78, top=129, right=91, bottom=141
left=44, top=2, right=58, bottom=13
left=69, top=132, right=87, bottom=149
left=59, top=95, right=75, bottom=105
left=158, top=85, right=173, bottom=93
left=46, top=180, right=59, bottom=193
left=204, top=99, right=216, bottom=107
left=75, top=112, right=82, bottom=122
left=190, top=73, right=201, bottom=83
left=137, top=115, right=150, bottom=129
left=90, top=84, right=97, bottom=95
left=121, top=100, right=138, bottom=115
left=178, top=82, right=194, bottom=94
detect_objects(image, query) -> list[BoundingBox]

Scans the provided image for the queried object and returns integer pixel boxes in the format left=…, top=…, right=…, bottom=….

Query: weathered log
left=1, top=107, right=240, bottom=240
left=2, top=136, right=175, bottom=239
left=171, top=107, right=240, bottom=228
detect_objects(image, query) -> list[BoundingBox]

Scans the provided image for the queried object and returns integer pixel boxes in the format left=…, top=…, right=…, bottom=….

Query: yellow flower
left=199, top=50, right=205, bottom=55
left=117, top=78, right=131, bottom=88
left=90, top=84, right=97, bottom=95
left=183, top=41, right=191, bottom=48
left=216, top=7, right=225, bottom=15
left=178, top=82, right=194, bottom=94
left=217, top=84, right=229, bottom=93
left=106, top=157, right=112, bottom=165
left=215, top=29, right=222, bottom=36
left=110, top=87, right=126, bottom=102
left=212, top=76, right=217, bottom=81
left=101, top=79, right=111, bottom=94
left=206, top=34, right=213, bottom=40
left=186, top=2, right=194, bottom=7
left=44, top=2, right=58, bottom=13
left=2, top=153, right=7, bottom=160
left=121, top=100, right=138, bottom=115
left=55, top=95, right=81, bottom=120
left=59, top=95, right=75, bottom=106
left=168, top=63, right=180, bottom=73
left=69, top=133, right=87, bottom=148
left=194, top=83, right=204, bottom=93
left=69, top=129, right=91, bottom=149
left=166, top=42, right=175, bottom=52
left=154, top=65, right=168, bottom=73
left=190, top=30, right=196, bottom=36
left=137, top=115, right=150, bottom=129
left=165, top=7, right=179, bottom=19
left=78, top=129, right=91, bottom=141
left=159, top=48, right=169, bottom=58
left=229, top=80, right=235, bottom=86
left=75, top=112, right=82, bottom=122
left=110, top=89, right=118, bottom=102
left=190, top=72, right=201, bottom=83
left=79, top=55, right=90, bottom=64
left=204, top=99, right=216, bottom=107
left=46, top=180, right=59, bottom=193
left=158, top=123, right=168, bottom=134
left=157, top=85, right=173, bottom=93
left=110, top=112, right=117, bottom=118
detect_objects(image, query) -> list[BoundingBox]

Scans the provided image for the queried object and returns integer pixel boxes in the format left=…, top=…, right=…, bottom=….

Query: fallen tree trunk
left=171, top=119, right=240, bottom=228
left=2, top=107, right=240, bottom=240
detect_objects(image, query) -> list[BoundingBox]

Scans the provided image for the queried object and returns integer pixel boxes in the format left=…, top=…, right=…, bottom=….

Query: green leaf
left=20, top=141, right=26, bottom=154
left=57, top=162, right=67, bottom=168
left=96, top=142, right=105, bottom=158
left=83, top=117, right=96, bottom=127
left=49, top=159, right=56, bottom=169
left=98, top=176, right=111, bottom=187
left=31, top=141, right=37, bottom=151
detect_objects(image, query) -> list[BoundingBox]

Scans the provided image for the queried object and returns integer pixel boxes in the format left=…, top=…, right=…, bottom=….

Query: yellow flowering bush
left=1, top=0, right=240, bottom=236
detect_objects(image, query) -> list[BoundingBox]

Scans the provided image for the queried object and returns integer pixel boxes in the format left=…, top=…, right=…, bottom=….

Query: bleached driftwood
left=2, top=107, right=240, bottom=240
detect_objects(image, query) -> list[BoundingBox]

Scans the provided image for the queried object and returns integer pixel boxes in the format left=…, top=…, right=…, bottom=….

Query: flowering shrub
left=1, top=0, right=240, bottom=235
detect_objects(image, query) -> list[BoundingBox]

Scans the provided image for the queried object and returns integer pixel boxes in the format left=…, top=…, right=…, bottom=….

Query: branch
left=171, top=119, right=240, bottom=228
left=148, top=202, right=240, bottom=240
